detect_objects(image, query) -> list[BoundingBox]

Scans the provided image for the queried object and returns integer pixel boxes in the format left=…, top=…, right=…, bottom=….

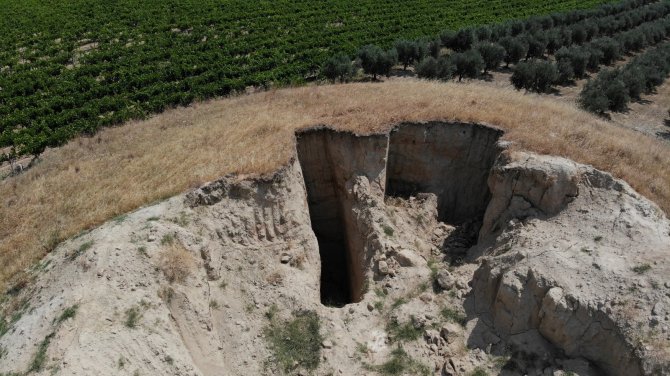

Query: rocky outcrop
left=478, top=152, right=580, bottom=242
left=470, top=152, right=670, bottom=376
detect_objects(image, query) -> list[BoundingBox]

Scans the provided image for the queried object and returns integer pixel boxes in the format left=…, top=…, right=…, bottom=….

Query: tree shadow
left=389, top=68, right=416, bottom=78
left=496, top=66, right=514, bottom=73
left=480, top=72, right=495, bottom=82
left=632, top=98, right=652, bottom=105
left=664, top=118, right=670, bottom=127
left=351, top=76, right=382, bottom=83
left=595, top=112, right=612, bottom=121
left=547, top=87, right=563, bottom=96
left=556, top=79, right=578, bottom=88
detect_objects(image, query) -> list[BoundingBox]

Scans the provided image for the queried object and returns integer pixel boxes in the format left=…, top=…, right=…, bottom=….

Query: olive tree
left=476, top=43, right=506, bottom=73
left=500, top=37, right=528, bottom=67
left=322, top=53, right=353, bottom=83
left=416, top=56, right=455, bottom=80
left=394, top=40, right=418, bottom=71
left=450, top=50, right=484, bottom=81
left=510, top=60, right=558, bottom=93
left=358, top=45, right=398, bottom=79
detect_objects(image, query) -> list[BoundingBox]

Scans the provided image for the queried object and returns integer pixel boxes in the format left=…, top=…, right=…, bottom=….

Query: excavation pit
left=386, top=122, right=504, bottom=224
left=295, top=122, right=503, bottom=307
left=296, top=127, right=387, bottom=307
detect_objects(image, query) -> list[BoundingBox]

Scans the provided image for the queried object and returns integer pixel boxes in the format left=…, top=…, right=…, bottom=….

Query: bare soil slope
left=0, top=125, right=667, bottom=376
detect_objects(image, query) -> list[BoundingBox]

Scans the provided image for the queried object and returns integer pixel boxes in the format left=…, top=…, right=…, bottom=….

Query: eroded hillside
left=1, top=123, right=668, bottom=375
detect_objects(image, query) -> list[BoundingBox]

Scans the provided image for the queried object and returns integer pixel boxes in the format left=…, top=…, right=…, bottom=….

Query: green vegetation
left=386, top=319, right=422, bottom=342
left=580, top=41, right=670, bottom=114
left=476, top=42, right=506, bottom=73
left=56, top=304, right=78, bottom=324
left=124, top=306, right=142, bottom=328
left=69, top=240, right=93, bottom=260
left=0, top=320, right=7, bottom=339
left=441, top=307, right=467, bottom=326
left=113, top=214, right=128, bottom=224
left=356, top=341, right=371, bottom=356
left=264, top=310, right=322, bottom=373
left=469, top=367, right=489, bottom=376
left=366, top=347, right=430, bottom=376
left=323, top=53, right=355, bottom=83
left=29, top=332, right=54, bottom=372
left=169, top=212, right=189, bottom=227
left=358, top=45, right=398, bottom=79
left=0, top=299, right=30, bottom=339
left=137, top=246, right=147, bottom=257
left=0, top=0, right=614, bottom=160
left=330, top=0, right=670, bottom=101
left=632, top=263, right=652, bottom=274
left=451, top=49, right=485, bottom=81
left=41, top=229, right=62, bottom=253
left=160, top=233, right=175, bottom=245
left=265, top=304, right=278, bottom=321
left=391, top=297, right=407, bottom=310
left=511, top=60, right=558, bottom=93
left=416, top=55, right=455, bottom=80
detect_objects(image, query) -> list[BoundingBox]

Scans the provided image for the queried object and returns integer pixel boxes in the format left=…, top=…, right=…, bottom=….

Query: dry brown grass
left=159, top=241, right=194, bottom=284
left=1, top=80, right=669, bottom=291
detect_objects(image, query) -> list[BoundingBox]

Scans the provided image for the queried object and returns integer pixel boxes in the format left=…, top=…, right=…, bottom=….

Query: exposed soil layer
left=386, top=122, right=503, bottom=223
left=296, top=122, right=502, bottom=306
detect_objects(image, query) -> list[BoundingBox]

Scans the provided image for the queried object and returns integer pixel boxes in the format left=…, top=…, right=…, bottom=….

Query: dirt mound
left=0, top=123, right=668, bottom=375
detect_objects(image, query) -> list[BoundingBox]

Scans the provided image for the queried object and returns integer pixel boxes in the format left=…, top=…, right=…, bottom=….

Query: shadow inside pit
left=296, top=122, right=505, bottom=308
left=295, top=127, right=388, bottom=308
left=441, top=218, right=483, bottom=265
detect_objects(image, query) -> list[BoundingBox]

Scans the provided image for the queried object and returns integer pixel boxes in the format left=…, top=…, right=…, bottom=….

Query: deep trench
left=296, top=123, right=503, bottom=307
left=386, top=122, right=504, bottom=223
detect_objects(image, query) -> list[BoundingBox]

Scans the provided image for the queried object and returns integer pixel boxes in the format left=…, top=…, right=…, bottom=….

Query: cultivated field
left=0, top=0, right=614, bottom=158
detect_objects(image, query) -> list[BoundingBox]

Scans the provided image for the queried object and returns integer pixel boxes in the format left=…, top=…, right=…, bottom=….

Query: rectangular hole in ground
left=296, top=129, right=354, bottom=307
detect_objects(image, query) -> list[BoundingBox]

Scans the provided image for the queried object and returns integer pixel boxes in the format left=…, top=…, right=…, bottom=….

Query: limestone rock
left=440, top=322, right=462, bottom=344
left=436, top=270, right=455, bottom=290
left=378, top=260, right=389, bottom=275
left=394, top=249, right=426, bottom=267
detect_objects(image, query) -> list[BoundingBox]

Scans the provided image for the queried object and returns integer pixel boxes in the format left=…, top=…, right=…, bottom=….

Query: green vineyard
left=0, top=0, right=614, bottom=159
